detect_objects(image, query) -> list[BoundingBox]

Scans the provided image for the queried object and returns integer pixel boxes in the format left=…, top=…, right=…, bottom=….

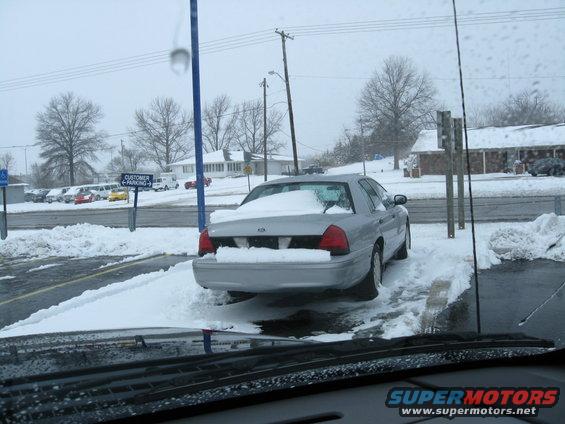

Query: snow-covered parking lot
left=8, top=158, right=565, bottom=214
left=1, top=214, right=563, bottom=341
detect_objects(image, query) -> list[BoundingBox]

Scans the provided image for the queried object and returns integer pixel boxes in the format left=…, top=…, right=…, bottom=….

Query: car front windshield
left=0, top=0, right=563, bottom=421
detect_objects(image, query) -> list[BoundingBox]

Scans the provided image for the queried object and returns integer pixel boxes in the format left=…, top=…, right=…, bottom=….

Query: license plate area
left=247, top=236, right=279, bottom=249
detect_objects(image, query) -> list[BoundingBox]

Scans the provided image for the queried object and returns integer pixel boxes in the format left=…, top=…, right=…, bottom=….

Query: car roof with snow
left=261, top=174, right=363, bottom=186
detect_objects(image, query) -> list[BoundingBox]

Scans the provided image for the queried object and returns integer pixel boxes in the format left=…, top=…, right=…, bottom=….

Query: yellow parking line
left=0, top=254, right=172, bottom=307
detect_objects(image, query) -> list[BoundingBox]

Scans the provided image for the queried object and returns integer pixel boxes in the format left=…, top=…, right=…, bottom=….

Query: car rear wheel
left=354, top=244, right=383, bottom=301
left=395, top=224, right=410, bottom=260
left=227, top=291, right=255, bottom=303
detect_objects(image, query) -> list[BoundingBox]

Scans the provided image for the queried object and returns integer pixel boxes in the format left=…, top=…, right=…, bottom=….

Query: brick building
left=411, top=124, right=565, bottom=175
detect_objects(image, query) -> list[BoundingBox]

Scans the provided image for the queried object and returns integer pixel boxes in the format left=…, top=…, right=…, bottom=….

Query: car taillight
left=319, top=225, right=350, bottom=255
left=198, top=229, right=216, bottom=256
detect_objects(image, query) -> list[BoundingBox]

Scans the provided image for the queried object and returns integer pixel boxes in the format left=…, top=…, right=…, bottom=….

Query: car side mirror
left=394, top=194, right=407, bottom=205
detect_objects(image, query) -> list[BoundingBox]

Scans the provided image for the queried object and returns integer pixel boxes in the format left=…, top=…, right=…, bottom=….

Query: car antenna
left=518, top=281, right=565, bottom=326
left=452, top=0, right=482, bottom=334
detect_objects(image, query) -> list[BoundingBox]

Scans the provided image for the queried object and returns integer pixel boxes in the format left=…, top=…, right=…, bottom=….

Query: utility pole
left=359, top=119, right=366, bottom=176
left=120, top=139, right=125, bottom=170
left=438, top=111, right=455, bottom=239
left=261, top=78, right=268, bottom=181
left=275, top=29, right=299, bottom=175
left=453, top=118, right=465, bottom=229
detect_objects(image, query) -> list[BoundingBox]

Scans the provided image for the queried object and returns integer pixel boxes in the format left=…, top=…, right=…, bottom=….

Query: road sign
left=120, top=173, right=153, bottom=188
left=243, top=165, right=252, bottom=175
left=0, top=169, right=8, bottom=187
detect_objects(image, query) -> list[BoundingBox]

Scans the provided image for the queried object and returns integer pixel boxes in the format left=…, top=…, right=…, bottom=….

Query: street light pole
left=261, top=77, right=268, bottom=181
left=190, top=0, right=206, bottom=231
left=275, top=29, right=299, bottom=175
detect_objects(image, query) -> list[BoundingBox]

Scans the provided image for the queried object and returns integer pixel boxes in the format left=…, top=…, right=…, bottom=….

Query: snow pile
left=489, top=213, right=565, bottom=261
left=0, top=261, right=253, bottom=338
left=214, top=247, right=331, bottom=263
left=0, top=224, right=200, bottom=258
left=210, top=190, right=351, bottom=224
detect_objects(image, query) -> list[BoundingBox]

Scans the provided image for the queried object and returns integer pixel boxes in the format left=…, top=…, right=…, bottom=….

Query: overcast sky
left=1, top=0, right=563, bottom=174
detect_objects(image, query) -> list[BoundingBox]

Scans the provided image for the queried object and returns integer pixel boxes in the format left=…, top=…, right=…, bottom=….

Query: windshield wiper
left=135, top=332, right=554, bottom=403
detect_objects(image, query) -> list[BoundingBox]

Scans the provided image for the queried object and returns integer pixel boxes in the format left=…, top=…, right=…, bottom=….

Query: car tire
left=548, top=167, right=557, bottom=177
left=227, top=291, right=255, bottom=303
left=395, top=224, right=410, bottom=260
left=354, top=243, right=383, bottom=301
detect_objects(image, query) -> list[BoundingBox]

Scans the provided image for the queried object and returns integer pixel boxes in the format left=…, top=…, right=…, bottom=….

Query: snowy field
left=326, top=158, right=565, bottom=199
left=1, top=214, right=563, bottom=340
left=8, top=158, right=564, bottom=214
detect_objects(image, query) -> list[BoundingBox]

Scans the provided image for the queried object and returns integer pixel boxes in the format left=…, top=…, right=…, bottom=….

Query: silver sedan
left=192, top=174, right=410, bottom=300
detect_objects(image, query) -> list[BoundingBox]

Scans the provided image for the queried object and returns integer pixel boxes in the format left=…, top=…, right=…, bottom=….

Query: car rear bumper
left=192, top=248, right=370, bottom=293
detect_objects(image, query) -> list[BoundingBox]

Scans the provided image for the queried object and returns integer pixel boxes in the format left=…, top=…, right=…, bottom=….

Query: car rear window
left=243, top=182, right=354, bottom=212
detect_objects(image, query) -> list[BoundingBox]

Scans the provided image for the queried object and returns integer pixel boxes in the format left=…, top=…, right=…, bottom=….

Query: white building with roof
left=411, top=124, right=565, bottom=175
left=168, top=149, right=303, bottom=179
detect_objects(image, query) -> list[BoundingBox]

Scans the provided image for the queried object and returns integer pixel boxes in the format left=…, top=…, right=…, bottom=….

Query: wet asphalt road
left=7, top=195, right=562, bottom=228
left=1, top=254, right=563, bottom=343
left=0, top=254, right=193, bottom=328
left=436, top=259, right=565, bottom=344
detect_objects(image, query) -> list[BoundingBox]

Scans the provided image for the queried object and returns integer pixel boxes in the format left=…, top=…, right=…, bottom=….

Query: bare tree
left=235, top=100, right=285, bottom=154
left=130, top=97, right=193, bottom=172
left=36, top=92, right=107, bottom=185
left=480, top=90, right=563, bottom=127
left=106, top=145, right=146, bottom=173
left=29, top=162, right=57, bottom=188
left=202, top=94, right=239, bottom=152
left=358, top=56, right=437, bottom=169
left=0, top=152, right=15, bottom=171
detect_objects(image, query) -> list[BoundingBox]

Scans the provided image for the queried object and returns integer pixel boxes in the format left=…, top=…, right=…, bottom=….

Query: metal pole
left=454, top=118, right=465, bottom=229
left=190, top=0, right=206, bottom=231
left=24, top=147, right=28, bottom=179
left=359, top=121, right=366, bottom=176
left=276, top=30, right=299, bottom=175
left=1, top=187, right=7, bottom=240
left=441, top=111, right=455, bottom=238
left=130, top=186, right=139, bottom=232
left=262, top=77, right=268, bottom=181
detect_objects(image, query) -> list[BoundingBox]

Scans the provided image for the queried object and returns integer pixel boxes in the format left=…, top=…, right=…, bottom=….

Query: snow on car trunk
left=210, top=190, right=351, bottom=224
left=213, top=247, right=331, bottom=263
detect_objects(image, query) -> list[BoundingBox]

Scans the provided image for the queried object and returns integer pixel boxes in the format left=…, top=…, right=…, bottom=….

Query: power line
left=290, top=73, right=565, bottom=81
left=1, top=7, right=562, bottom=92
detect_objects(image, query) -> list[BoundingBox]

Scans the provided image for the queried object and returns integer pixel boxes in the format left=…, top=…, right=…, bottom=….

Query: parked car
left=303, top=165, right=325, bottom=175
left=63, top=186, right=82, bottom=203
left=153, top=175, right=178, bottom=191
left=193, top=174, right=410, bottom=300
left=108, top=188, right=128, bottom=202
left=74, top=190, right=97, bottom=204
left=185, top=176, right=212, bottom=189
left=24, top=189, right=40, bottom=202
left=45, top=187, right=69, bottom=203
left=31, top=189, right=50, bottom=203
left=527, top=157, right=564, bottom=176
left=90, top=183, right=119, bottom=200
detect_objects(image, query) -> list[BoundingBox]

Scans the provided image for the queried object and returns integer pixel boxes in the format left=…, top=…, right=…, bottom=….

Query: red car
left=185, top=177, right=212, bottom=189
left=74, top=191, right=97, bottom=204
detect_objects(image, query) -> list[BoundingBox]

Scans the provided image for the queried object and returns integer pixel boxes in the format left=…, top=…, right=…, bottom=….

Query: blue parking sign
left=0, top=169, right=8, bottom=187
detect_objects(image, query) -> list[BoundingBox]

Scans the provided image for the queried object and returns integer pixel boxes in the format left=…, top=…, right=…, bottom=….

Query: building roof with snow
left=169, top=149, right=302, bottom=166
left=412, top=123, right=565, bottom=153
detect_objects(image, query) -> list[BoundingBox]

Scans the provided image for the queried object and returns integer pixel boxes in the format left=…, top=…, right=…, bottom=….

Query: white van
left=153, top=173, right=179, bottom=191
left=90, top=183, right=120, bottom=200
